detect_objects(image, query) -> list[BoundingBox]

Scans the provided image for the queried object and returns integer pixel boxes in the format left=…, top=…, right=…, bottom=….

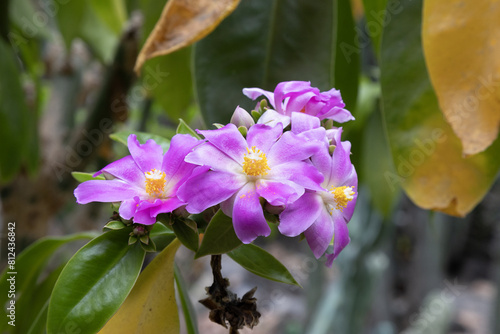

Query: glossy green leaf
left=228, top=244, right=300, bottom=286
left=361, top=0, right=388, bottom=57
left=194, top=0, right=352, bottom=125
left=380, top=0, right=500, bottom=216
left=98, top=239, right=181, bottom=333
left=171, top=218, right=199, bottom=252
left=9, top=0, right=50, bottom=39
left=195, top=209, right=242, bottom=258
left=55, top=0, right=86, bottom=49
left=174, top=265, right=199, bottom=334
left=110, top=130, right=170, bottom=151
left=71, top=171, right=105, bottom=183
left=47, top=229, right=146, bottom=334
left=0, top=40, right=29, bottom=181
left=177, top=118, right=201, bottom=139
left=89, top=0, right=127, bottom=34
left=150, top=222, right=176, bottom=251
left=0, top=232, right=97, bottom=330
left=27, top=301, right=48, bottom=334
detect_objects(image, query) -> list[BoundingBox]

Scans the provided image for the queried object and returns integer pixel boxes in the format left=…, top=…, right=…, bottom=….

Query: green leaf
left=332, top=0, right=359, bottom=112
left=47, top=229, right=146, bottom=334
left=142, top=51, right=193, bottom=122
left=71, top=171, right=105, bottom=183
left=0, top=232, right=98, bottom=332
left=361, top=0, right=388, bottom=57
left=18, top=265, right=65, bottom=334
left=0, top=40, right=29, bottom=181
left=88, top=0, right=127, bottom=34
left=103, top=220, right=127, bottom=231
left=150, top=222, right=177, bottom=251
left=55, top=0, right=86, bottom=49
left=177, top=118, right=201, bottom=139
left=195, top=209, right=242, bottom=258
left=380, top=0, right=500, bottom=216
left=361, top=106, right=400, bottom=217
left=174, top=265, right=199, bottom=334
left=228, top=244, right=300, bottom=286
left=98, top=239, right=181, bottom=333
left=194, top=0, right=346, bottom=125
left=171, top=218, right=199, bottom=252
left=80, top=2, right=120, bottom=64
left=110, top=130, right=170, bottom=151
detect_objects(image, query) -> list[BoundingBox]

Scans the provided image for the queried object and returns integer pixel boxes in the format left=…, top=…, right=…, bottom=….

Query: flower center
left=145, top=169, right=166, bottom=197
left=242, top=146, right=271, bottom=176
left=330, top=186, right=355, bottom=212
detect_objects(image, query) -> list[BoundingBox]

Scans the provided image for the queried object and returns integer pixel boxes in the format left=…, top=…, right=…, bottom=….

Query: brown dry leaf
left=135, top=0, right=241, bottom=73
left=422, top=0, right=500, bottom=155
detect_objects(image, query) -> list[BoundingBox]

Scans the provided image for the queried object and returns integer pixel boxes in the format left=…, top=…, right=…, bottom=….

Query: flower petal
left=161, top=134, right=200, bottom=179
left=256, top=109, right=290, bottom=128
left=178, top=170, right=246, bottom=214
left=278, top=192, right=323, bottom=237
left=269, top=161, right=324, bottom=192
left=246, top=123, right=283, bottom=154
left=255, top=179, right=304, bottom=206
left=185, top=142, right=241, bottom=173
left=94, top=155, right=145, bottom=188
left=304, top=207, right=334, bottom=259
left=267, top=131, right=321, bottom=166
left=150, top=197, right=185, bottom=216
left=232, top=183, right=270, bottom=243
left=290, top=112, right=320, bottom=134
left=119, top=197, right=139, bottom=220
left=242, top=87, right=276, bottom=109
left=74, top=180, right=141, bottom=204
left=332, top=211, right=350, bottom=260
left=197, top=124, right=247, bottom=163
left=127, top=134, right=163, bottom=172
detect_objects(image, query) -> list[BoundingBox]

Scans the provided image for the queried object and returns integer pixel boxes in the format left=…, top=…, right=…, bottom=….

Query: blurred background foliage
left=0, top=0, right=499, bottom=333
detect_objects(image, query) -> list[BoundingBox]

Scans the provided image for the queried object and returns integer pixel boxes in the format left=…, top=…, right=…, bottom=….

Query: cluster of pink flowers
left=75, top=81, right=357, bottom=265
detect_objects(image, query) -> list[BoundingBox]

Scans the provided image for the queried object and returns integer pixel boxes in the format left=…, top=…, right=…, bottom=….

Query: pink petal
left=178, top=171, right=246, bottom=214
left=246, top=123, right=283, bottom=154
left=278, top=192, right=323, bottom=237
left=197, top=124, right=247, bottom=164
left=94, top=155, right=145, bottom=188
left=127, top=134, right=163, bottom=172
left=232, top=183, right=271, bottom=243
left=304, top=208, right=334, bottom=259
left=74, top=180, right=142, bottom=204
left=242, top=87, right=276, bottom=109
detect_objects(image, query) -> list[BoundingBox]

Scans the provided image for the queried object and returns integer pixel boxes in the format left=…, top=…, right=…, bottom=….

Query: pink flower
left=243, top=81, right=354, bottom=127
left=74, top=134, right=200, bottom=225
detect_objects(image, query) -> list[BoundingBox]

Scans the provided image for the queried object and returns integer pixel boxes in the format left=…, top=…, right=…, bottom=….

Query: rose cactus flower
left=243, top=81, right=354, bottom=127
left=74, top=134, right=200, bottom=225
left=278, top=128, right=357, bottom=266
left=177, top=123, right=324, bottom=243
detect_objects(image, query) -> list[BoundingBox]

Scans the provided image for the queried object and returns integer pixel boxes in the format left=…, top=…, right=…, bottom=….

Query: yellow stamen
left=331, top=186, right=355, bottom=212
left=145, top=169, right=166, bottom=196
left=242, top=146, right=271, bottom=176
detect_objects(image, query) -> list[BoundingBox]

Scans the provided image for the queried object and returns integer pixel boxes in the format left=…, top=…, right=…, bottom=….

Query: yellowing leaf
left=99, top=239, right=181, bottom=334
left=422, top=0, right=500, bottom=155
left=135, top=0, right=241, bottom=73
left=381, top=0, right=500, bottom=217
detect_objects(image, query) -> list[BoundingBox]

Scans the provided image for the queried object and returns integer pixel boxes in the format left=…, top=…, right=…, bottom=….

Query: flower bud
left=230, top=106, right=255, bottom=128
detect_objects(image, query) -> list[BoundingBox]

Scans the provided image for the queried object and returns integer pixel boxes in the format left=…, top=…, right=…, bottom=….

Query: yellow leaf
left=423, top=0, right=500, bottom=155
left=99, top=239, right=181, bottom=334
left=135, top=0, right=241, bottom=74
